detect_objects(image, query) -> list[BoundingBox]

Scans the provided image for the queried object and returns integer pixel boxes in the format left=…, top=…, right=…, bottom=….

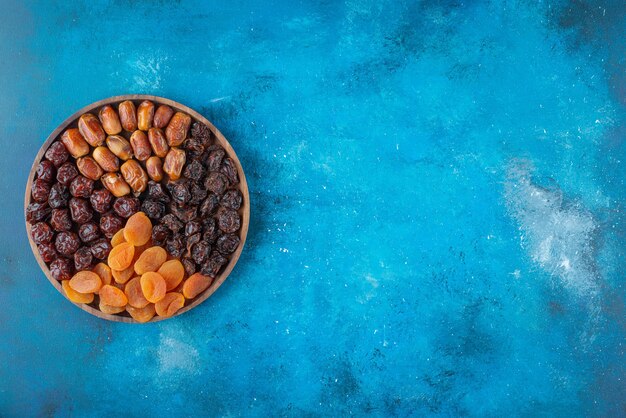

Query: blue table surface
left=1, top=0, right=624, bottom=416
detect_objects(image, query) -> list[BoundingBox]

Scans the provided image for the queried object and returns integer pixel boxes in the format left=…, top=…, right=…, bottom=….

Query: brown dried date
left=50, top=258, right=73, bottom=281
left=90, top=238, right=112, bottom=259
left=36, top=160, right=56, bottom=182
left=79, top=221, right=100, bottom=243
left=99, top=212, right=124, bottom=238
left=93, top=146, right=120, bottom=172
left=78, top=113, right=105, bottom=146
left=50, top=208, right=72, bottom=231
left=120, top=160, right=148, bottom=193
left=26, top=201, right=51, bottom=223
left=74, top=247, right=93, bottom=271
left=61, top=129, right=90, bottom=158
left=76, top=156, right=104, bottom=180
left=118, top=100, right=137, bottom=132
left=148, top=128, right=169, bottom=157
left=69, top=197, right=93, bottom=224
left=137, top=100, right=155, bottom=131
left=69, top=175, right=94, bottom=198
left=56, top=162, right=79, bottom=186
left=145, top=156, right=164, bottom=181
left=106, top=135, right=133, bottom=160
left=31, top=179, right=51, bottom=203
left=153, top=104, right=174, bottom=129
left=48, top=183, right=69, bottom=209
left=113, top=196, right=141, bottom=218
left=130, top=130, right=152, bottom=161
left=44, top=142, right=69, bottom=167
left=38, top=242, right=57, bottom=263
left=101, top=173, right=131, bottom=197
left=90, top=189, right=113, bottom=213
left=55, top=231, right=80, bottom=257
left=98, top=105, right=122, bottom=135
left=165, top=112, right=191, bottom=146
left=31, top=222, right=54, bottom=244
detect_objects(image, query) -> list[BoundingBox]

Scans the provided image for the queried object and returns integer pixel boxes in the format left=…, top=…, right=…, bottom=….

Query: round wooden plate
left=24, top=95, right=250, bottom=323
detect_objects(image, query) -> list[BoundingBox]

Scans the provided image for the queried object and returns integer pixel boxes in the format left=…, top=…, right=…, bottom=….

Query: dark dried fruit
left=200, top=194, right=219, bottom=217
left=48, top=183, right=69, bottom=209
left=36, top=160, right=56, bottom=182
left=165, top=235, right=184, bottom=258
left=69, top=175, right=94, bottom=198
left=56, top=162, right=79, bottom=186
left=38, top=242, right=57, bottom=262
left=26, top=202, right=51, bottom=223
left=191, top=240, right=211, bottom=264
left=151, top=224, right=169, bottom=246
left=216, top=234, right=240, bottom=254
left=160, top=214, right=183, bottom=232
left=206, top=148, right=225, bottom=171
left=202, top=218, right=219, bottom=243
left=44, top=142, right=69, bottom=167
left=69, top=197, right=93, bottom=224
left=79, top=222, right=100, bottom=243
left=55, top=231, right=80, bottom=257
left=74, top=247, right=93, bottom=271
left=167, top=182, right=191, bottom=205
left=146, top=181, right=171, bottom=203
left=220, top=189, right=242, bottom=210
left=31, top=222, right=54, bottom=244
left=142, top=199, right=165, bottom=220
left=204, top=172, right=228, bottom=195
left=99, top=212, right=124, bottom=238
left=183, top=160, right=205, bottom=182
left=189, top=182, right=208, bottom=205
left=90, top=238, right=112, bottom=259
left=31, top=179, right=51, bottom=203
left=218, top=209, right=240, bottom=233
left=191, top=122, right=211, bottom=145
left=169, top=203, right=196, bottom=222
left=50, top=258, right=73, bottom=281
left=183, top=138, right=205, bottom=159
left=182, top=221, right=200, bottom=237
left=185, top=233, right=201, bottom=258
left=113, top=196, right=141, bottom=218
left=221, top=158, right=239, bottom=185
left=182, top=257, right=196, bottom=276
left=201, top=251, right=227, bottom=278
left=90, top=189, right=113, bottom=213
left=50, top=209, right=72, bottom=231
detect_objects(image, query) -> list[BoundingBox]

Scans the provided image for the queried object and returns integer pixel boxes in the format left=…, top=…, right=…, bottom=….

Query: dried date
left=31, top=222, right=54, bottom=244
left=69, top=175, right=94, bottom=198
left=31, top=179, right=51, bottom=203
left=55, top=231, right=80, bottom=256
left=48, top=183, right=69, bottom=209
left=69, top=197, right=93, bottom=224
left=50, top=258, right=73, bottom=281
left=36, top=160, right=56, bottom=182
left=26, top=202, right=51, bottom=223
left=90, top=189, right=113, bottom=213
left=113, top=196, right=141, bottom=218
left=44, top=142, right=69, bottom=167
left=38, top=242, right=57, bottom=263
left=56, top=162, right=79, bottom=186
left=50, top=208, right=72, bottom=231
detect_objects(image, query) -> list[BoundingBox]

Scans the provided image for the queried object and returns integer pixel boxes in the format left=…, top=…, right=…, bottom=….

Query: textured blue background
left=0, top=0, right=624, bottom=416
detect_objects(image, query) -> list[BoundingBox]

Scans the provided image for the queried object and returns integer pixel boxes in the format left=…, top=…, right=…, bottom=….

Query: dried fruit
left=48, top=183, right=69, bottom=209
left=137, top=100, right=155, bottom=131
left=142, top=199, right=165, bottom=220
left=112, top=264, right=134, bottom=284
left=145, top=156, right=164, bottom=181
left=124, top=212, right=152, bottom=246
left=204, top=172, right=228, bottom=195
left=76, top=156, right=104, bottom=180
left=200, top=194, right=219, bottom=217
left=170, top=203, right=196, bottom=222
left=126, top=304, right=155, bottom=323
left=221, top=158, right=239, bottom=185
left=93, top=146, right=120, bottom=172
left=36, top=160, right=56, bottom=182
left=50, top=208, right=72, bottom=231
left=190, top=182, right=208, bottom=205
left=140, top=272, right=167, bottom=303
left=182, top=159, right=205, bottom=182
left=167, top=181, right=191, bottom=205
left=55, top=231, right=80, bottom=256
left=50, top=258, right=73, bottom=281
left=93, top=263, right=113, bottom=289
left=218, top=209, right=240, bottom=233
left=155, top=292, right=185, bottom=317
left=134, top=246, right=167, bottom=275
left=151, top=224, right=169, bottom=246
left=125, top=277, right=150, bottom=308
left=99, top=302, right=125, bottom=314
left=26, top=201, right=51, bottom=223
left=78, top=221, right=100, bottom=243
left=191, top=122, right=212, bottom=144
left=69, top=175, right=94, bottom=198
left=62, top=280, right=94, bottom=304
left=56, top=162, right=79, bottom=186
left=78, top=113, right=105, bottom=146
left=202, top=217, right=218, bottom=242
left=221, top=189, right=242, bottom=210
left=191, top=240, right=211, bottom=264
left=165, top=235, right=184, bottom=258
left=111, top=229, right=126, bottom=246
left=165, top=112, right=191, bottom=146
left=113, top=196, right=141, bottom=218
left=129, top=130, right=151, bottom=161
left=147, top=181, right=170, bottom=203
left=182, top=258, right=196, bottom=276
left=61, top=129, right=90, bottom=158
left=106, top=135, right=133, bottom=160
left=31, top=179, right=51, bottom=203
left=69, top=270, right=102, bottom=293
left=44, top=142, right=69, bottom=167
left=201, top=251, right=227, bottom=278
left=69, top=197, right=93, bottom=224
left=157, top=259, right=184, bottom=291
left=153, top=105, right=175, bottom=129
left=101, top=173, right=131, bottom=197
left=99, top=285, right=128, bottom=307
left=206, top=148, right=225, bottom=171
left=90, top=238, right=112, bottom=259
left=38, top=242, right=57, bottom=262
left=118, top=100, right=137, bottom=132
left=90, top=189, right=113, bottom=213
left=107, top=242, right=135, bottom=270
left=120, top=160, right=148, bottom=193
left=31, top=222, right=54, bottom=244
left=99, top=212, right=124, bottom=238
left=163, top=148, right=186, bottom=181
left=148, top=127, right=169, bottom=157
left=98, top=105, right=122, bottom=135
left=182, top=273, right=212, bottom=299
left=74, top=247, right=93, bottom=270
left=184, top=221, right=201, bottom=236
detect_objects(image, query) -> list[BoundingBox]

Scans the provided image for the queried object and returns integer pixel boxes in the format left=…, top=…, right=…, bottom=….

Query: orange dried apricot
left=112, top=264, right=134, bottom=284
left=182, top=273, right=213, bottom=299
left=140, top=271, right=167, bottom=303
left=123, top=212, right=152, bottom=246
left=158, top=259, right=185, bottom=291
left=69, top=271, right=102, bottom=293
left=99, top=284, right=128, bottom=307
left=62, top=280, right=94, bottom=304
left=92, top=263, right=112, bottom=293
left=134, top=246, right=167, bottom=275
left=127, top=304, right=156, bottom=323
left=99, top=302, right=125, bottom=314
left=155, top=292, right=185, bottom=317
left=125, top=277, right=150, bottom=308
left=107, top=242, right=135, bottom=270
left=111, top=228, right=126, bottom=246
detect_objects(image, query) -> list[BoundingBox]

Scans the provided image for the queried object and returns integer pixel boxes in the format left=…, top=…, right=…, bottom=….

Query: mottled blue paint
left=0, top=0, right=624, bottom=416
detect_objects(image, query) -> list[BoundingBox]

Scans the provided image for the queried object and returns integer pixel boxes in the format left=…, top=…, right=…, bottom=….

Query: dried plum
left=99, top=212, right=124, bottom=238
left=48, top=183, right=69, bottom=209
left=90, top=189, right=113, bottom=213
left=69, top=197, right=93, bottom=224
left=69, top=175, right=94, bottom=198
left=44, top=142, right=69, bottom=167
left=78, top=222, right=100, bottom=243
left=50, top=208, right=72, bottom=231
left=220, top=189, right=242, bottom=210
left=55, top=231, right=80, bottom=257
left=74, top=247, right=93, bottom=271
left=36, top=160, right=56, bottom=182
left=49, top=258, right=73, bottom=281
left=56, top=162, right=79, bottom=186
left=38, top=242, right=57, bottom=263
left=220, top=158, right=239, bottom=185
left=142, top=199, right=165, bottom=220
left=31, top=179, right=51, bottom=203
left=31, top=222, right=54, bottom=244
left=113, top=196, right=140, bottom=218
left=216, top=234, right=240, bottom=255
left=90, top=238, right=112, bottom=259
left=217, top=209, right=240, bottom=233
left=26, top=202, right=51, bottom=223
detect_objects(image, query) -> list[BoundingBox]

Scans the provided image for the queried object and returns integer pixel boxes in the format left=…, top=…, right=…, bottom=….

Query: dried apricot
left=107, top=242, right=135, bottom=270
left=140, top=271, right=167, bottom=303
left=182, top=273, right=213, bottom=299
left=62, top=280, right=94, bottom=304
left=99, top=302, right=125, bottom=314
left=92, top=263, right=112, bottom=293
left=127, top=304, right=156, bottom=323
left=112, top=264, right=134, bottom=284
left=69, top=271, right=102, bottom=293
left=155, top=292, right=185, bottom=317
left=158, top=259, right=185, bottom=291
left=125, top=277, right=150, bottom=308
left=124, top=212, right=152, bottom=246
left=111, top=228, right=126, bottom=246
left=134, top=246, right=167, bottom=275
left=99, top=285, right=128, bottom=307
